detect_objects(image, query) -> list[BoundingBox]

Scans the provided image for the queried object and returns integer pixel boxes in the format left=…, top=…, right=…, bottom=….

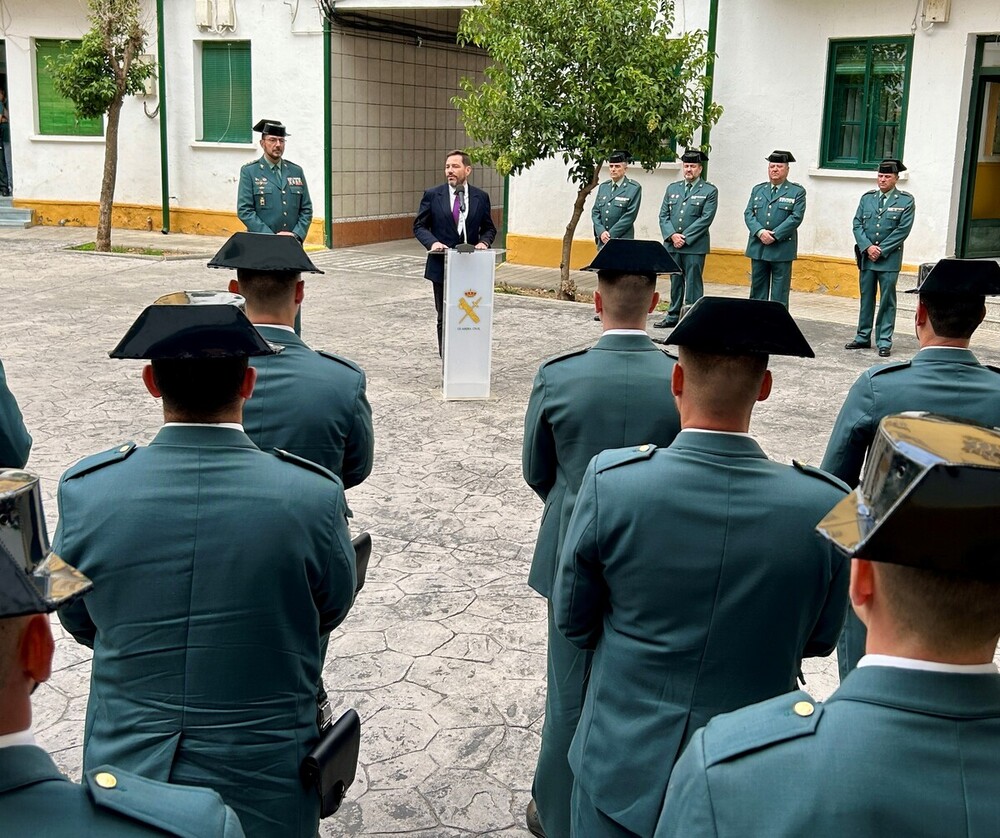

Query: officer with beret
left=237, top=120, right=313, bottom=243
left=592, top=151, right=642, bottom=249
left=55, top=294, right=357, bottom=837
left=822, top=258, right=1000, bottom=677
left=654, top=149, right=718, bottom=329
left=658, top=413, right=1000, bottom=837
left=743, top=151, right=807, bottom=308
left=0, top=470, right=245, bottom=836
left=553, top=297, right=849, bottom=838
left=0, top=356, right=30, bottom=467
left=523, top=239, right=682, bottom=838
left=845, top=159, right=916, bottom=357
left=209, top=232, right=374, bottom=490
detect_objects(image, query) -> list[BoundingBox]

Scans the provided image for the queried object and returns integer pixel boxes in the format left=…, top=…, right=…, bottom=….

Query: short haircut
left=879, top=562, right=1000, bottom=653
left=235, top=270, right=300, bottom=309
left=677, top=348, right=768, bottom=415
left=151, top=357, right=249, bottom=419
left=446, top=150, right=471, bottom=167
left=596, top=271, right=656, bottom=320
left=0, top=616, right=26, bottom=691
left=921, top=293, right=986, bottom=339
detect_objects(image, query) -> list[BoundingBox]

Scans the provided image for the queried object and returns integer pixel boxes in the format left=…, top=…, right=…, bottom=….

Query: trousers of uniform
left=533, top=602, right=593, bottom=838
left=853, top=269, right=899, bottom=349
left=571, top=779, right=642, bottom=838
left=667, top=252, right=706, bottom=318
left=749, top=260, right=792, bottom=308
left=837, top=610, right=867, bottom=680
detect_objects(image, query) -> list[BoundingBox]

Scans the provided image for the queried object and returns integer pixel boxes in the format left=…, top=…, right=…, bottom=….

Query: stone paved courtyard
left=5, top=226, right=1000, bottom=836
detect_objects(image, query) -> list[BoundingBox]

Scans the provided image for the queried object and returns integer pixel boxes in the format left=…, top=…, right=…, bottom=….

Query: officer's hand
left=474, top=242, right=488, bottom=250
left=867, top=245, right=881, bottom=261
left=276, top=231, right=296, bottom=237
left=600, top=231, right=611, bottom=244
left=430, top=242, right=447, bottom=252
left=758, top=230, right=776, bottom=245
left=671, top=233, right=685, bottom=248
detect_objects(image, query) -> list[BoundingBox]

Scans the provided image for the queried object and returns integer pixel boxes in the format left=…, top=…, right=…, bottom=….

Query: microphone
left=457, top=186, right=466, bottom=214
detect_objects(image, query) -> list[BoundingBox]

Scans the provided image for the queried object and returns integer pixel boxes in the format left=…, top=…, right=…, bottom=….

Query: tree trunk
left=558, top=172, right=601, bottom=301
left=96, top=94, right=124, bottom=252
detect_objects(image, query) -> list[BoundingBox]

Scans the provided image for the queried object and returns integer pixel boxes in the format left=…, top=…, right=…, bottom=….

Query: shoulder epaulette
left=701, top=691, right=822, bottom=767
left=242, top=158, right=260, bottom=168
left=63, top=443, right=136, bottom=480
left=792, top=460, right=850, bottom=492
left=540, top=346, right=590, bottom=369
left=869, top=360, right=912, bottom=377
left=864, top=188, right=880, bottom=196
left=656, top=344, right=678, bottom=360
left=594, top=443, right=657, bottom=473
left=274, top=448, right=339, bottom=482
left=317, top=349, right=364, bottom=374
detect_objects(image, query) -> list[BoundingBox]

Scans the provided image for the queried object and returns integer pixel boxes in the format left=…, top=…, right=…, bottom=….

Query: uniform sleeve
left=341, top=371, right=374, bottom=491
left=608, top=183, right=641, bottom=238
left=312, top=485, right=358, bottom=634
left=413, top=190, right=439, bottom=250
left=683, top=185, right=718, bottom=242
left=743, top=188, right=762, bottom=237
left=53, top=479, right=98, bottom=648
left=552, top=460, right=607, bottom=650
left=592, top=186, right=607, bottom=238
left=476, top=191, right=497, bottom=247
left=852, top=196, right=872, bottom=251
left=877, top=197, right=915, bottom=258
left=292, top=169, right=314, bottom=242
left=223, top=804, right=247, bottom=838
left=0, top=359, right=31, bottom=468
left=654, top=729, right=719, bottom=838
left=820, top=374, right=877, bottom=488
left=771, top=186, right=806, bottom=242
left=658, top=187, right=676, bottom=240
left=236, top=167, right=272, bottom=234
left=522, top=368, right=556, bottom=500
left=802, top=539, right=850, bottom=658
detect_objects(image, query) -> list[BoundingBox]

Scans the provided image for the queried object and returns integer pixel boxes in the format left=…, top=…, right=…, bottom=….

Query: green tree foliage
left=456, top=0, right=722, bottom=297
left=47, top=0, right=153, bottom=251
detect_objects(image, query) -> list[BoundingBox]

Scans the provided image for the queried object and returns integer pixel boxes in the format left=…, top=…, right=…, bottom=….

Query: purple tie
left=453, top=193, right=461, bottom=224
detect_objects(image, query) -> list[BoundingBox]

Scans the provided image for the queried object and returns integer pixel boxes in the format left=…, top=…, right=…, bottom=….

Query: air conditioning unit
left=924, top=0, right=951, bottom=23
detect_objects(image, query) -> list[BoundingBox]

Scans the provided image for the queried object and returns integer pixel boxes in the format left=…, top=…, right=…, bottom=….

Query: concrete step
left=0, top=197, right=34, bottom=228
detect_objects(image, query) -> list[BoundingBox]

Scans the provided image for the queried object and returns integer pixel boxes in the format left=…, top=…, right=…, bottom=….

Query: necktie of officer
left=879, top=192, right=887, bottom=211
left=771, top=185, right=778, bottom=198
left=452, top=193, right=461, bottom=224
left=275, top=164, right=285, bottom=190
left=684, top=182, right=692, bottom=198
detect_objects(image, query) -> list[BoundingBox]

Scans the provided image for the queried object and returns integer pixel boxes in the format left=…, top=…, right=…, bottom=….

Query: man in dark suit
left=413, top=150, right=497, bottom=355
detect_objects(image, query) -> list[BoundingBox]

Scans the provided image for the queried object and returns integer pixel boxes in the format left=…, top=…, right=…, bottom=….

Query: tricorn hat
left=666, top=297, right=814, bottom=357
left=817, top=413, right=1000, bottom=580
left=252, top=119, right=288, bottom=137
left=766, top=150, right=796, bottom=164
left=208, top=232, right=323, bottom=275
left=877, top=158, right=906, bottom=174
left=109, top=292, right=280, bottom=360
left=680, top=148, right=709, bottom=164
left=905, top=259, right=1000, bottom=296
left=608, top=150, right=630, bottom=164
left=583, top=239, right=680, bottom=277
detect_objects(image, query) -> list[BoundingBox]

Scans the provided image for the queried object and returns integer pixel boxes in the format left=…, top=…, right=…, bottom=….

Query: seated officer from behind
left=0, top=355, right=31, bottom=467
left=553, top=297, right=849, bottom=838
left=658, top=413, right=1000, bottom=837
left=210, top=232, right=374, bottom=489
left=0, top=470, right=245, bottom=837
left=523, top=239, right=682, bottom=838
left=55, top=294, right=357, bottom=838
left=822, top=258, right=1000, bottom=678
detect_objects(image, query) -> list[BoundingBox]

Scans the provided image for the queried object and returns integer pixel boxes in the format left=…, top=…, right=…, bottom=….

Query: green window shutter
left=35, top=40, right=104, bottom=136
left=201, top=41, right=252, bottom=143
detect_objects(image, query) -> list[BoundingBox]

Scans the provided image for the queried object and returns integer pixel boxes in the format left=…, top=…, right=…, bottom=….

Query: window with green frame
left=200, top=41, right=251, bottom=143
left=35, top=40, right=103, bottom=136
left=821, top=38, right=913, bottom=169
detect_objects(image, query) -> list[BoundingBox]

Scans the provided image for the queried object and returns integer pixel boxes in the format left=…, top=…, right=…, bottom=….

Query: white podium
left=442, top=248, right=504, bottom=400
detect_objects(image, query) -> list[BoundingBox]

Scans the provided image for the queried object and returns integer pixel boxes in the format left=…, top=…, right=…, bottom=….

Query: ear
left=648, top=291, right=661, bottom=313
left=20, top=614, right=54, bottom=685
left=756, top=369, right=773, bottom=402
left=141, top=365, right=162, bottom=399
left=850, top=558, right=875, bottom=617
left=294, top=279, right=306, bottom=306
left=914, top=299, right=928, bottom=328
left=228, top=278, right=240, bottom=294
left=239, top=365, right=257, bottom=401
left=594, top=290, right=603, bottom=316
left=671, top=361, right=684, bottom=397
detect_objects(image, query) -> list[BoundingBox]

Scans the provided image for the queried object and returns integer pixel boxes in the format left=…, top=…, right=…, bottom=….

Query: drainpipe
left=323, top=15, right=333, bottom=248
left=156, top=0, right=170, bottom=232
left=701, top=0, right=719, bottom=179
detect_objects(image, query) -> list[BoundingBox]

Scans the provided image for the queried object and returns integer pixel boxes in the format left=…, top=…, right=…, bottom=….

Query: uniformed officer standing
left=236, top=120, right=313, bottom=243
left=658, top=414, right=1000, bottom=838
left=0, top=355, right=31, bottom=467
left=209, top=232, right=374, bottom=489
left=591, top=151, right=642, bottom=248
left=822, top=258, right=1000, bottom=677
left=522, top=239, right=682, bottom=838
left=553, top=297, right=849, bottom=838
left=845, top=159, right=916, bottom=358
left=654, top=149, right=718, bottom=329
left=743, top=150, right=806, bottom=307
left=0, top=470, right=245, bottom=837
left=55, top=295, right=357, bottom=838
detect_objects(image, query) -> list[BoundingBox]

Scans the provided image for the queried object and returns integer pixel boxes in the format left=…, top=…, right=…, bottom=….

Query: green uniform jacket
left=821, top=348, right=1000, bottom=487
left=237, top=156, right=313, bottom=242
left=657, top=666, right=1000, bottom=837
left=0, top=356, right=31, bottom=467
left=0, top=746, right=245, bottom=837
left=852, top=188, right=915, bottom=272
left=744, top=181, right=806, bottom=262
left=553, top=432, right=849, bottom=836
left=55, top=426, right=357, bottom=838
left=523, top=333, right=681, bottom=598
left=591, top=177, right=642, bottom=244
left=658, top=178, right=718, bottom=256
left=244, top=326, right=374, bottom=490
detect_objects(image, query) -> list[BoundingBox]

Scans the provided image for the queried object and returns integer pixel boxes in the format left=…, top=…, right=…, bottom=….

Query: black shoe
left=878, top=347, right=891, bottom=357
left=653, top=316, right=679, bottom=329
left=526, top=799, right=546, bottom=838
left=593, top=314, right=601, bottom=321
left=844, top=340, right=871, bottom=350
